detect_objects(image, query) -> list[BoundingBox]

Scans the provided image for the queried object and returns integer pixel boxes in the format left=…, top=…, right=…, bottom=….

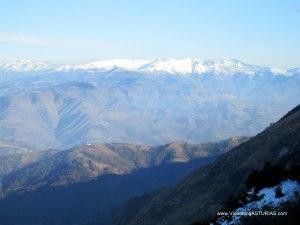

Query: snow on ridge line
left=56, top=58, right=293, bottom=76
left=0, top=58, right=297, bottom=76
left=58, top=58, right=266, bottom=75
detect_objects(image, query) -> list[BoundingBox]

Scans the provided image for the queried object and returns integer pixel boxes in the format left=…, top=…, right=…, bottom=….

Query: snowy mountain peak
left=138, top=58, right=196, bottom=75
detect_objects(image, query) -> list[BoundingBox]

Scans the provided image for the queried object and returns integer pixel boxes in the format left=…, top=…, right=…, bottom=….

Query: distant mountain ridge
left=0, top=137, right=245, bottom=196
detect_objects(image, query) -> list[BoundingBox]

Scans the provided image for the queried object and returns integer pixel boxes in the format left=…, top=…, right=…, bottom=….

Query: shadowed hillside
left=0, top=137, right=245, bottom=225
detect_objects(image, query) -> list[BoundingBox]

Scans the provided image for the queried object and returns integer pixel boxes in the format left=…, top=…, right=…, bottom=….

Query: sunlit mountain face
left=0, top=58, right=299, bottom=152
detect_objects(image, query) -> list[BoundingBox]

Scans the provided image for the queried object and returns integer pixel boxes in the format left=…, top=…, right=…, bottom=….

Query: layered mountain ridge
left=0, top=137, right=246, bottom=225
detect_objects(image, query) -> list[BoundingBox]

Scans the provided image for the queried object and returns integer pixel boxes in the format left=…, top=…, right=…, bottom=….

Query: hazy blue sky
left=0, top=0, right=299, bottom=68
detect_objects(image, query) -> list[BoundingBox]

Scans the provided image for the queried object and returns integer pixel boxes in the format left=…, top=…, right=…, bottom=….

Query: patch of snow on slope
left=216, top=179, right=299, bottom=225
left=270, top=68, right=290, bottom=76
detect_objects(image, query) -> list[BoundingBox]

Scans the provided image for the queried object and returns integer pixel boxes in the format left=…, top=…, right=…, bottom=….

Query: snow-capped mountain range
left=0, top=58, right=298, bottom=76
left=0, top=58, right=299, bottom=151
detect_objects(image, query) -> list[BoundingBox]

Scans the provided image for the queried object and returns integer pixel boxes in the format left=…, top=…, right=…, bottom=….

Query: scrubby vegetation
left=222, top=161, right=300, bottom=209
left=245, top=162, right=299, bottom=192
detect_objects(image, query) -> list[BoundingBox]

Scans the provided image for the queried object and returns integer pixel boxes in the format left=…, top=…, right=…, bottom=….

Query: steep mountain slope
left=110, top=105, right=300, bottom=225
left=0, top=137, right=245, bottom=225
left=1, top=58, right=299, bottom=151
